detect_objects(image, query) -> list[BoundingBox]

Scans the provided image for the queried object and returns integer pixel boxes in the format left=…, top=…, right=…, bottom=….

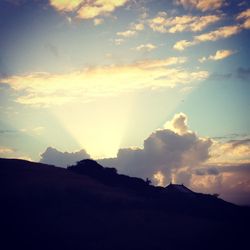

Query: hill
left=0, top=158, right=249, bottom=250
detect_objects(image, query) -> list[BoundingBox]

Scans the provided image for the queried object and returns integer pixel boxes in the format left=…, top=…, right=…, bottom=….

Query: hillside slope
left=0, top=158, right=249, bottom=250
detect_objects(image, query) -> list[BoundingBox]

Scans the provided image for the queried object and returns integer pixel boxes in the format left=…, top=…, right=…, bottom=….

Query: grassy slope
left=0, top=158, right=248, bottom=250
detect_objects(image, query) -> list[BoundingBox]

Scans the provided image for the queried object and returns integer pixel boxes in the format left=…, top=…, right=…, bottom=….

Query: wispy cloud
left=199, top=49, right=235, bottom=62
left=134, top=43, right=157, bottom=52
left=236, top=8, right=250, bottom=29
left=148, top=11, right=221, bottom=33
left=175, top=0, right=225, bottom=12
left=116, top=22, right=144, bottom=41
left=174, top=25, right=241, bottom=50
left=0, top=146, right=14, bottom=154
left=117, top=30, right=136, bottom=37
left=1, top=58, right=208, bottom=106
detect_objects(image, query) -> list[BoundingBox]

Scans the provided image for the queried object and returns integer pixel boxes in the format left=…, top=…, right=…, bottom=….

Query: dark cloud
left=228, top=138, right=250, bottom=148
left=209, top=72, right=232, bottom=80
left=195, top=167, right=219, bottom=176
left=99, top=113, right=212, bottom=185
left=237, top=67, right=250, bottom=81
left=40, top=147, right=90, bottom=168
left=192, top=163, right=250, bottom=205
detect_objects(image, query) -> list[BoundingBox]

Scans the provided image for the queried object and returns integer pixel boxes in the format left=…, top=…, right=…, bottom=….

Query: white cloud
left=148, top=12, right=221, bottom=33
left=1, top=58, right=208, bottom=106
left=237, top=8, right=250, bottom=29
left=173, top=40, right=195, bottom=51
left=49, top=0, right=129, bottom=19
left=174, top=25, right=241, bottom=50
left=131, top=23, right=144, bottom=31
left=134, top=43, right=157, bottom=52
left=199, top=49, right=235, bottom=62
left=93, top=18, right=104, bottom=26
left=164, top=113, right=189, bottom=135
left=117, top=30, right=136, bottom=37
left=209, top=49, right=235, bottom=60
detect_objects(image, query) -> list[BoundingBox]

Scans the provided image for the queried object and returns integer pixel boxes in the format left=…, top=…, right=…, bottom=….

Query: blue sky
left=0, top=0, right=250, bottom=204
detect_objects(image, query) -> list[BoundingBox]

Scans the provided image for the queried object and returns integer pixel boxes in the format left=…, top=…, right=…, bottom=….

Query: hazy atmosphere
left=0, top=0, right=250, bottom=205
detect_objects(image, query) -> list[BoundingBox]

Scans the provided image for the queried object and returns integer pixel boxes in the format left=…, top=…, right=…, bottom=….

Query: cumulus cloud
left=40, top=147, right=90, bottom=168
left=49, top=0, right=129, bottom=20
left=164, top=112, right=189, bottom=135
left=148, top=12, right=221, bottom=33
left=174, top=25, right=241, bottom=50
left=99, top=113, right=212, bottom=186
left=1, top=58, right=208, bottom=106
left=38, top=115, right=250, bottom=205
left=134, top=43, right=157, bottom=52
left=175, top=0, right=225, bottom=12
left=199, top=49, right=235, bottom=62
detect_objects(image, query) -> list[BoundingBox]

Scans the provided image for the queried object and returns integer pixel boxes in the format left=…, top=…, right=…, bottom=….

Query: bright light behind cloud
left=1, top=58, right=208, bottom=106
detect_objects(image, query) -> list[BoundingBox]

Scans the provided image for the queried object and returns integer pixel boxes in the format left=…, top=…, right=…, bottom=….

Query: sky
left=0, top=0, right=250, bottom=205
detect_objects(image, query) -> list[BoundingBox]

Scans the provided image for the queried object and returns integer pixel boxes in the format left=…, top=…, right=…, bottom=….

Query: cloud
left=49, top=0, right=129, bottom=19
left=38, top=115, right=250, bottom=205
left=131, top=23, right=144, bottom=31
left=1, top=58, right=208, bottom=106
left=191, top=163, right=250, bottom=205
left=100, top=113, right=212, bottom=185
left=148, top=12, right=221, bottom=33
left=195, top=25, right=241, bottom=41
left=174, top=25, right=241, bottom=50
left=164, top=112, right=189, bottom=135
left=113, top=38, right=124, bottom=45
left=93, top=18, right=104, bottom=26
left=208, top=138, right=250, bottom=164
left=199, top=49, right=235, bottom=62
left=134, top=43, right=157, bottom=52
left=237, top=8, right=250, bottom=29
left=115, top=22, right=144, bottom=41
left=0, top=146, right=14, bottom=154
left=173, top=40, right=195, bottom=51
left=117, top=30, right=136, bottom=37
left=175, top=0, right=225, bottom=12
left=40, top=147, right=90, bottom=168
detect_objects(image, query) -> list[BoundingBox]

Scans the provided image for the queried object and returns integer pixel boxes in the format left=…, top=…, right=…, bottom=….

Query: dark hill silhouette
left=0, top=158, right=249, bottom=250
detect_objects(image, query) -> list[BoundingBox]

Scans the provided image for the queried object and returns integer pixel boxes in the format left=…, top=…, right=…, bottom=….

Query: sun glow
left=52, top=94, right=136, bottom=159
left=153, top=171, right=165, bottom=186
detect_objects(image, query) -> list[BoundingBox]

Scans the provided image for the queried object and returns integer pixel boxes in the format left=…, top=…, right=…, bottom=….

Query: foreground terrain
left=0, top=158, right=249, bottom=250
